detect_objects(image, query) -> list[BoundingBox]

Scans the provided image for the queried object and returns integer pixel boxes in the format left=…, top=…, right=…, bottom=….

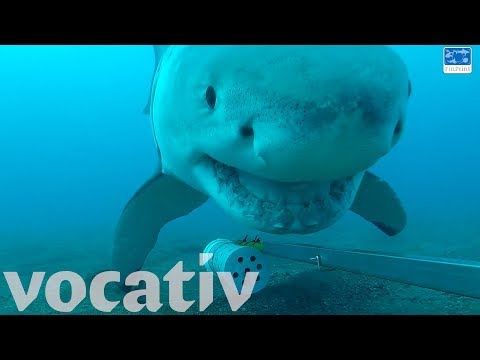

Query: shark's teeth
left=210, top=157, right=356, bottom=233
left=298, top=201, right=321, bottom=227
left=276, top=198, right=286, bottom=209
left=262, top=201, right=275, bottom=211
left=303, top=219, right=320, bottom=227
left=329, top=178, right=351, bottom=202
left=314, top=197, right=327, bottom=210
left=270, top=208, right=294, bottom=228
left=217, top=166, right=235, bottom=180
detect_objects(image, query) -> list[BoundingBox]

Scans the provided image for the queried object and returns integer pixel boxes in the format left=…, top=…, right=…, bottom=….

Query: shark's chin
left=195, top=156, right=365, bottom=235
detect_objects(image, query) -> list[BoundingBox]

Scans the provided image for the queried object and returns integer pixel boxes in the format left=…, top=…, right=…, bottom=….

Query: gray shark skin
left=113, top=45, right=411, bottom=278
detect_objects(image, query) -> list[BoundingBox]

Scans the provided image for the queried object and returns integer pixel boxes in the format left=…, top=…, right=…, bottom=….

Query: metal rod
left=262, top=242, right=480, bottom=300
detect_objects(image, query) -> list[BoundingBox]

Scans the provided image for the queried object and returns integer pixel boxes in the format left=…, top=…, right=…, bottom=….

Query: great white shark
left=113, top=45, right=411, bottom=279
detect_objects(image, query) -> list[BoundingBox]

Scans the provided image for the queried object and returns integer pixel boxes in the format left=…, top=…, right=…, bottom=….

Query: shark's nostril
left=240, top=125, right=254, bottom=138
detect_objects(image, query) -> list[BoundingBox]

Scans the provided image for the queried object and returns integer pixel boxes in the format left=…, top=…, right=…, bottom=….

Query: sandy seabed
left=1, top=237, right=480, bottom=315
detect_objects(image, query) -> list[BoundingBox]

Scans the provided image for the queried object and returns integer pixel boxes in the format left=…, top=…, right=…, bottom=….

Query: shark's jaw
left=194, top=156, right=365, bottom=234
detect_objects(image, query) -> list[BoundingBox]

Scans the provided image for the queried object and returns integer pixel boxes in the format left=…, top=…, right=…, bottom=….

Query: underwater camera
left=202, top=237, right=271, bottom=293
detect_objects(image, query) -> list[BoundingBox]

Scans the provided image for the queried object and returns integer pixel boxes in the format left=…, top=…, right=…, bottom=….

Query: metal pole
left=262, top=242, right=480, bottom=300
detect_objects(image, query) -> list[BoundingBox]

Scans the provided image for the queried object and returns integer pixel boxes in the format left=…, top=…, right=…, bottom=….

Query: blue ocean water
left=0, top=45, right=479, bottom=314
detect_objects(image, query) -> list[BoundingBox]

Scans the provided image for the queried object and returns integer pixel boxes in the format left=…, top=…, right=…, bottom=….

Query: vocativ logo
left=2, top=253, right=258, bottom=313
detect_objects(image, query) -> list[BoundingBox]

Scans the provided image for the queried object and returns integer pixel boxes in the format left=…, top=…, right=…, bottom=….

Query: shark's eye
left=408, top=80, right=412, bottom=97
left=205, top=86, right=216, bottom=109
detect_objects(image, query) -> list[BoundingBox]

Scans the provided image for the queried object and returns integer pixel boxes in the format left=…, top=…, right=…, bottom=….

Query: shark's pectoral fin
left=350, top=171, right=407, bottom=236
left=112, top=172, right=208, bottom=279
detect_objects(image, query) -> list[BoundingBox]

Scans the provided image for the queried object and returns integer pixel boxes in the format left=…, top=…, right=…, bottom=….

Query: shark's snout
left=198, top=46, right=411, bottom=183
left=156, top=45, right=410, bottom=186
left=235, top=89, right=406, bottom=183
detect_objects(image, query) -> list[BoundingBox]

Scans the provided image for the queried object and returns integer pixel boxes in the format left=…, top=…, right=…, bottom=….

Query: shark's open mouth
left=200, top=156, right=363, bottom=234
